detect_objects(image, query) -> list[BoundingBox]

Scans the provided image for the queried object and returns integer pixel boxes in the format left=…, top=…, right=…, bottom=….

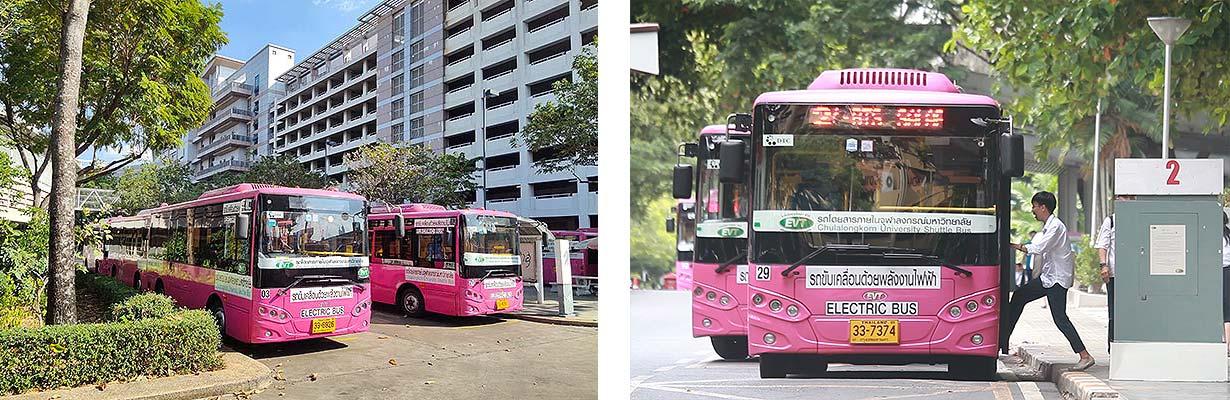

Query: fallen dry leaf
left=308, top=373, right=318, bottom=381
left=388, top=358, right=398, bottom=366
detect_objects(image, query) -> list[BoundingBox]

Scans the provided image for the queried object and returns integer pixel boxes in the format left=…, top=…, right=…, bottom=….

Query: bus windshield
left=461, top=214, right=520, bottom=278
left=752, top=105, right=998, bottom=266
left=695, top=134, right=748, bottom=263
left=260, top=195, right=367, bottom=261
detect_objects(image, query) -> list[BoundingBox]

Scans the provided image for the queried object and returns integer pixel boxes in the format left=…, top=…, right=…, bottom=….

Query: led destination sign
left=808, top=105, right=945, bottom=130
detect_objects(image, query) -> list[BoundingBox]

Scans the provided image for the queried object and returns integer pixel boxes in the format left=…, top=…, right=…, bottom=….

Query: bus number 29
left=755, top=265, right=771, bottom=281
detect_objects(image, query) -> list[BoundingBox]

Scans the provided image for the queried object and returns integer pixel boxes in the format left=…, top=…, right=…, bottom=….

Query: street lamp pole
left=481, top=89, right=495, bottom=209
left=1147, top=16, right=1191, bottom=161
left=324, top=138, right=339, bottom=177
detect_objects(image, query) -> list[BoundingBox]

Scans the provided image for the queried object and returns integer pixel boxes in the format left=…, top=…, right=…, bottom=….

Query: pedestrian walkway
left=502, top=286, right=598, bottom=327
left=1010, top=296, right=1230, bottom=400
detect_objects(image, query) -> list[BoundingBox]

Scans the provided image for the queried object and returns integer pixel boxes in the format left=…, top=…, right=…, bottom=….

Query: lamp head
left=1148, top=17, right=1191, bottom=45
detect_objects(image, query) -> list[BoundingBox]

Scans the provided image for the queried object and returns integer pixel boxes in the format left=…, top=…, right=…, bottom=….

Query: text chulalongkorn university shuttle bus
left=719, top=68, right=1024, bottom=380
left=673, top=124, right=752, bottom=360
left=367, top=204, right=524, bottom=317
left=93, top=184, right=372, bottom=343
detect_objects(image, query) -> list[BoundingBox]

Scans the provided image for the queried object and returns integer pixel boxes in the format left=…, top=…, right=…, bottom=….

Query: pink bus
left=542, top=229, right=598, bottom=295
left=367, top=204, right=523, bottom=316
left=673, top=124, right=751, bottom=359
left=666, top=199, right=696, bottom=291
left=94, top=184, right=372, bottom=343
left=721, top=69, right=1023, bottom=379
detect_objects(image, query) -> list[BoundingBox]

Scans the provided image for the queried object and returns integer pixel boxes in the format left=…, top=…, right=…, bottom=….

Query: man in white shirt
left=1000, top=191, right=1095, bottom=371
left=1094, top=194, right=1133, bottom=351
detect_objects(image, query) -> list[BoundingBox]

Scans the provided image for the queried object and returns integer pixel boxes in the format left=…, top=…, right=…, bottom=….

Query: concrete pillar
left=1057, top=166, right=1080, bottom=234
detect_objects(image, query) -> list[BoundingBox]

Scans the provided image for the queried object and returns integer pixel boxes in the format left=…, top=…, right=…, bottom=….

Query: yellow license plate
left=311, top=318, right=337, bottom=334
left=849, top=320, right=899, bottom=344
left=495, top=298, right=510, bottom=310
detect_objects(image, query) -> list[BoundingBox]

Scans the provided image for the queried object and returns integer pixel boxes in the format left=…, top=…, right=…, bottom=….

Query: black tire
left=207, top=299, right=226, bottom=344
left=133, top=273, right=141, bottom=290
left=949, top=356, right=998, bottom=381
left=710, top=336, right=749, bottom=360
left=759, top=354, right=789, bottom=378
left=399, top=285, right=426, bottom=317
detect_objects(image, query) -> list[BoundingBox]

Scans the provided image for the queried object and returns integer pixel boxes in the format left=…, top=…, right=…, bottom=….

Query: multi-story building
left=270, top=0, right=598, bottom=230
left=182, top=44, right=296, bottom=181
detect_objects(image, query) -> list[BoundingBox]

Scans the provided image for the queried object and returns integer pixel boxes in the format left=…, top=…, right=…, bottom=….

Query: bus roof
left=700, top=124, right=748, bottom=135
left=368, top=204, right=518, bottom=220
left=756, top=68, right=998, bottom=108
left=120, top=184, right=363, bottom=220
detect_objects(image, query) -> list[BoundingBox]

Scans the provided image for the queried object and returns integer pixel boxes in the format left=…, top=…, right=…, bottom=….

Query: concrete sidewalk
left=1010, top=295, right=1230, bottom=400
left=8, top=352, right=271, bottom=400
left=502, top=285, right=598, bottom=327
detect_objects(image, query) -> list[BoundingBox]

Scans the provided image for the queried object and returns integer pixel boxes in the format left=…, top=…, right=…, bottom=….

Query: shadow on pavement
left=370, top=303, right=508, bottom=328
left=226, top=337, right=350, bottom=359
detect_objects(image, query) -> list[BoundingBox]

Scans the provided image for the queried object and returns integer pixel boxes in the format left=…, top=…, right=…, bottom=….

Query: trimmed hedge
left=0, top=274, right=223, bottom=395
left=0, top=310, right=222, bottom=394
left=111, top=294, right=177, bottom=323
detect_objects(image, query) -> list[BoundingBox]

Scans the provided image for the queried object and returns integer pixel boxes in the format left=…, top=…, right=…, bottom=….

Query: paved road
left=630, top=290, right=1063, bottom=400
left=228, top=304, right=597, bottom=399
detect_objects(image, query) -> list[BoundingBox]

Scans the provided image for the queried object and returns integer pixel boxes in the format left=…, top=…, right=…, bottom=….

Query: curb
left=1017, top=346, right=1121, bottom=400
left=503, top=313, right=598, bottom=327
left=9, top=352, right=272, bottom=400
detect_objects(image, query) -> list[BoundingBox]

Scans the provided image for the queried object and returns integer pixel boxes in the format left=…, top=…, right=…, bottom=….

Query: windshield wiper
left=780, top=244, right=913, bottom=277
left=277, top=274, right=365, bottom=297
left=714, top=251, right=747, bottom=274
left=882, top=252, right=972, bottom=277
left=470, top=268, right=516, bottom=287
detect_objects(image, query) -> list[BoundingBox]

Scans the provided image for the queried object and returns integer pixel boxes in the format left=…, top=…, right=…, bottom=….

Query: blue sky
left=212, top=0, right=378, bottom=62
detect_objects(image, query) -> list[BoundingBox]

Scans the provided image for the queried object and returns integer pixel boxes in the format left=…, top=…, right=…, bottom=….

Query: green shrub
left=1074, top=238, right=1102, bottom=292
left=0, top=310, right=222, bottom=395
left=111, top=294, right=176, bottom=323
left=76, top=273, right=139, bottom=319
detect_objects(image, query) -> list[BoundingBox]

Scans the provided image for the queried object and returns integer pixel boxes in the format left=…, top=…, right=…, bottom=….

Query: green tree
left=236, top=153, right=333, bottom=189
left=0, top=208, right=50, bottom=328
left=0, top=0, right=227, bottom=207
left=520, top=43, right=597, bottom=175
left=343, top=143, right=478, bottom=208
left=113, top=158, right=195, bottom=213
left=952, top=0, right=1230, bottom=160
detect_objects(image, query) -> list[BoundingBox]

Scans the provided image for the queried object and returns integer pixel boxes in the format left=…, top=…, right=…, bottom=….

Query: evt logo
left=863, top=290, right=888, bottom=301
left=717, top=225, right=745, bottom=238
left=779, top=215, right=814, bottom=231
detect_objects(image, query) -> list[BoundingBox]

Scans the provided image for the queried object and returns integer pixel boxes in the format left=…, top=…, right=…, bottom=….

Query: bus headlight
left=258, top=306, right=267, bottom=316
left=966, top=300, right=979, bottom=313
left=752, top=294, right=764, bottom=305
left=706, top=291, right=717, bottom=301
left=768, top=299, right=782, bottom=312
left=971, top=334, right=984, bottom=345
left=763, top=332, right=777, bottom=344
left=982, top=295, right=995, bottom=307
left=949, top=306, right=961, bottom=318
left=719, top=296, right=730, bottom=306
left=785, top=305, right=799, bottom=317
left=694, top=287, right=704, bottom=296
left=702, top=318, right=712, bottom=327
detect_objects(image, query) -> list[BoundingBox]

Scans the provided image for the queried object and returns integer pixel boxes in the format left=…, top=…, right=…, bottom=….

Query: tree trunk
left=45, top=0, right=91, bottom=325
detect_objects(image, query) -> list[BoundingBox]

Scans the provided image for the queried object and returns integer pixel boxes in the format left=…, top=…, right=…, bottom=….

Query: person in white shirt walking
left=1093, top=194, right=1133, bottom=351
left=1220, top=211, right=1229, bottom=356
left=999, top=191, right=1095, bottom=371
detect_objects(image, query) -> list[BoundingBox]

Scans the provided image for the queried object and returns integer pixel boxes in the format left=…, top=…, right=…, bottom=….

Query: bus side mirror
left=236, top=215, right=250, bottom=239
left=727, top=113, right=753, bottom=132
left=719, top=140, right=745, bottom=184
left=395, top=214, right=406, bottom=238
left=672, top=165, right=693, bottom=199
left=1000, top=134, right=1025, bottom=177
left=665, top=217, right=676, bottom=233
left=681, top=142, right=699, bottom=157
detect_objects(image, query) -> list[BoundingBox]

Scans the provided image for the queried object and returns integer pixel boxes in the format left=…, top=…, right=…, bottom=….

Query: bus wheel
left=759, top=354, right=790, bottom=378
left=949, top=356, right=997, bottom=381
left=133, top=273, right=141, bottom=290
left=207, top=299, right=226, bottom=344
left=710, top=336, right=749, bottom=360
left=399, top=286, right=425, bottom=317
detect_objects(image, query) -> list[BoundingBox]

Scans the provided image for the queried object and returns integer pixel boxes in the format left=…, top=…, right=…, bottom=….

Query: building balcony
left=483, top=131, right=517, bottom=154
left=524, top=0, right=568, bottom=20
left=444, top=113, right=475, bottom=135
left=528, top=50, right=572, bottom=80
left=195, top=159, right=251, bottom=180
left=482, top=68, right=517, bottom=94
left=525, top=16, right=570, bottom=50
left=446, top=0, right=474, bottom=26
left=445, top=85, right=474, bottom=109
left=445, top=142, right=476, bottom=160
left=479, top=7, right=515, bottom=37
left=199, top=107, right=254, bottom=135
left=483, top=164, right=521, bottom=186
left=483, top=100, right=518, bottom=123
left=579, top=3, right=598, bottom=31
left=211, top=81, right=254, bottom=103
left=530, top=90, right=558, bottom=109
left=279, top=84, right=375, bottom=137
left=445, top=56, right=476, bottom=81
left=445, top=27, right=474, bottom=54
left=195, top=134, right=256, bottom=161
left=280, top=68, right=376, bottom=125
left=481, top=38, right=516, bottom=65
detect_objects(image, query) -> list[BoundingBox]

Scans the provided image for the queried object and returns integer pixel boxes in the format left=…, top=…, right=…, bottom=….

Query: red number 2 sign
left=1165, top=160, right=1181, bottom=185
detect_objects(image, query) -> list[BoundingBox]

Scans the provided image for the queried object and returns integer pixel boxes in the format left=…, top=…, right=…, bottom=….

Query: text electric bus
left=665, top=199, right=696, bottom=291
left=95, top=184, right=372, bottom=343
left=719, top=69, right=1023, bottom=379
left=673, top=124, right=752, bottom=359
left=368, top=204, right=523, bottom=316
